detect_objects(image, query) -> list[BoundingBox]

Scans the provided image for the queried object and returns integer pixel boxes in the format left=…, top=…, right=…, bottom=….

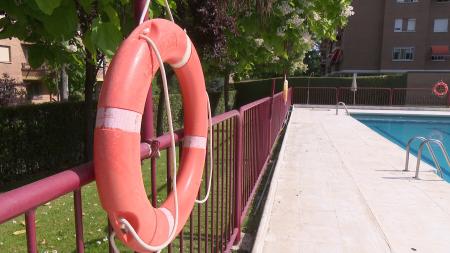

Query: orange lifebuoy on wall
left=432, top=81, right=448, bottom=97
left=93, top=19, right=207, bottom=252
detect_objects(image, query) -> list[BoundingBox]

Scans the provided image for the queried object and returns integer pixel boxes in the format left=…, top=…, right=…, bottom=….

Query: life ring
left=93, top=19, right=207, bottom=252
left=432, top=81, right=448, bottom=97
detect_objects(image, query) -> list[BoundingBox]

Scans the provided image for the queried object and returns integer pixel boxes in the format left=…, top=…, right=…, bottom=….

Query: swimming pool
left=353, top=113, right=450, bottom=182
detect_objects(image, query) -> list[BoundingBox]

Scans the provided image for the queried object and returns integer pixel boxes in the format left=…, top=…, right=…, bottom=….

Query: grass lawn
left=0, top=150, right=183, bottom=253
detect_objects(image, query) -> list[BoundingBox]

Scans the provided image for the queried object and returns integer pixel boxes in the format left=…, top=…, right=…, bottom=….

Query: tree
left=0, top=73, right=26, bottom=107
left=0, top=0, right=136, bottom=160
left=172, top=1, right=354, bottom=109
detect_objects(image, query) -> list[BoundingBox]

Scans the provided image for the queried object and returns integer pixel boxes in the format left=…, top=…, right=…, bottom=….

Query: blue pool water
left=353, top=114, right=450, bottom=182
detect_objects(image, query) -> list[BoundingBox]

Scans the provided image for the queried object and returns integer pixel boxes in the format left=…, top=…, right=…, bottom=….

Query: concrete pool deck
left=253, top=107, right=450, bottom=253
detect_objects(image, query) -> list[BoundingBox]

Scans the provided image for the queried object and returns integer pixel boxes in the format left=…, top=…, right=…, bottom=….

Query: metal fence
left=0, top=89, right=292, bottom=253
left=293, top=87, right=450, bottom=106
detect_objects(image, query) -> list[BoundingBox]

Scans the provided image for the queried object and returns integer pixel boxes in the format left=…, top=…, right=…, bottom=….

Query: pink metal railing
left=293, top=87, right=337, bottom=105
left=293, top=87, right=450, bottom=106
left=392, top=88, right=448, bottom=106
left=0, top=88, right=292, bottom=253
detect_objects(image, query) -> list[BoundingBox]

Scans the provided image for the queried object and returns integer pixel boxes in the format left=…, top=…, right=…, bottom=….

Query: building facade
left=330, top=0, right=450, bottom=87
left=0, top=38, right=52, bottom=104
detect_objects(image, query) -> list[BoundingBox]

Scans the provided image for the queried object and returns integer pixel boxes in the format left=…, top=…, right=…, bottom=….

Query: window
left=392, top=47, right=415, bottom=61
left=431, top=55, right=447, bottom=61
left=0, top=45, right=11, bottom=63
left=407, top=19, right=416, bottom=32
left=394, top=19, right=403, bottom=32
left=431, top=45, right=449, bottom=61
left=397, top=0, right=418, bottom=3
left=394, top=18, right=416, bottom=32
left=437, top=0, right=450, bottom=2
left=434, top=19, right=448, bottom=32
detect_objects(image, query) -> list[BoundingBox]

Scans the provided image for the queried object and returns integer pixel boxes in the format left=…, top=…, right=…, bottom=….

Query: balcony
left=21, top=63, right=48, bottom=80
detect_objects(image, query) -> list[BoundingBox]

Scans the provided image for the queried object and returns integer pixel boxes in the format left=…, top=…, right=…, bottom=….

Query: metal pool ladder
left=336, top=102, right=349, bottom=115
left=404, top=136, right=448, bottom=179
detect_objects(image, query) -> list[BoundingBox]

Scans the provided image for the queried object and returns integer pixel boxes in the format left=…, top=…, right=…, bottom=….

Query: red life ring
left=93, top=19, right=207, bottom=252
left=432, top=81, right=448, bottom=97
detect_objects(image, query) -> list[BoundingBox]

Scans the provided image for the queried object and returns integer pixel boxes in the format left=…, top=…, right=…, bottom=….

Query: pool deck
left=253, top=107, right=450, bottom=253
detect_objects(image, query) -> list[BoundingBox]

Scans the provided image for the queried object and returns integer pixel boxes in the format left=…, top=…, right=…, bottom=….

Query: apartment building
left=329, top=0, right=450, bottom=87
left=0, top=38, right=52, bottom=104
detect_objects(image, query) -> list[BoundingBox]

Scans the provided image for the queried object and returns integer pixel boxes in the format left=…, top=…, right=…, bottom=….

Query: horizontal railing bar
left=212, top=110, right=240, bottom=125
left=339, top=87, right=391, bottom=90
left=0, top=163, right=94, bottom=223
left=240, top=97, right=271, bottom=111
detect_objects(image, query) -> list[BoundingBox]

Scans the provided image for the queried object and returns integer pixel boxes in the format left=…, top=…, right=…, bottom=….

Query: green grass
left=0, top=158, right=161, bottom=253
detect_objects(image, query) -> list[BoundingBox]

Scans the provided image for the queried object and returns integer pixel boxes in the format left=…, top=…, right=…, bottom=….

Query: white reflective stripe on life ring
left=159, top=208, right=175, bottom=238
left=96, top=107, right=142, bottom=133
left=183, top=136, right=207, bottom=149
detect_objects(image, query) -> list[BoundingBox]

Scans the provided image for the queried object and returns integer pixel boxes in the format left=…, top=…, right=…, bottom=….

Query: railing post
left=134, top=0, right=157, bottom=206
left=233, top=112, right=243, bottom=244
left=74, top=189, right=85, bottom=253
left=25, top=209, right=37, bottom=253
left=447, top=91, right=450, bottom=107
left=269, top=79, right=275, bottom=147
left=389, top=88, right=393, bottom=106
left=336, top=87, right=340, bottom=105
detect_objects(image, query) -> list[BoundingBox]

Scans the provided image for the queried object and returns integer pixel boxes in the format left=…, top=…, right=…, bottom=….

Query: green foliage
left=34, top=0, right=64, bottom=15
left=0, top=0, right=135, bottom=97
left=225, top=0, right=353, bottom=80
left=0, top=74, right=27, bottom=107
left=0, top=102, right=86, bottom=188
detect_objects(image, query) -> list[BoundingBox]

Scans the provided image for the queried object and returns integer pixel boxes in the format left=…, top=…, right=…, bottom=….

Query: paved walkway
left=253, top=107, right=450, bottom=253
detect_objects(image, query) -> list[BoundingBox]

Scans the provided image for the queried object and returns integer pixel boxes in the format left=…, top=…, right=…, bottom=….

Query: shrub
left=0, top=73, right=27, bottom=107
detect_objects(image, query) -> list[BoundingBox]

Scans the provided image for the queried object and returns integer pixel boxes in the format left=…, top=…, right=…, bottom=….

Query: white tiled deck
left=253, top=107, right=450, bottom=253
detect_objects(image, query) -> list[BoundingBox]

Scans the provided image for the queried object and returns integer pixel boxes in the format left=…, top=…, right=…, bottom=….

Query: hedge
left=0, top=102, right=86, bottom=189
left=0, top=91, right=236, bottom=189
left=233, top=74, right=407, bottom=107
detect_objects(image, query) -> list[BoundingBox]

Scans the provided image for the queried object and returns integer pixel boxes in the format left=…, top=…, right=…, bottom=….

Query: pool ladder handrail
left=336, top=102, right=349, bottom=115
left=404, top=136, right=447, bottom=179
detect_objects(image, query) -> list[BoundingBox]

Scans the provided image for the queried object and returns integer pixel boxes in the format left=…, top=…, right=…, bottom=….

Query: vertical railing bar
left=242, top=112, right=247, bottom=209
left=74, top=189, right=85, bottom=253
left=220, top=120, right=226, bottom=250
left=197, top=189, right=201, bottom=253
left=246, top=110, right=251, bottom=204
left=179, top=142, right=184, bottom=253
left=205, top=125, right=211, bottom=253
left=209, top=122, right=215, bottom=253
left=151, top=157, right=157, bottom=207
left=234, top=113, right=243, bottom=245
left=214, top=122, right=223, bottom=252
left=108, top=221, right=114, bottom=253
left=246, top=109, right=251, bottom=204
left=224, top=118, right=230, bottom=246
left=180, top=227, right=184, bottom=253
left=252, top=107, right=257, bottom=188
left=189, top=212, right=193, bottom=253
left=25, top=209, right=37, bottom=253
left=225, top=117, right=234, bottom=245
left=167, top=148, right=173, bottom=253
left=247, top=109, right=252, bottom=201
